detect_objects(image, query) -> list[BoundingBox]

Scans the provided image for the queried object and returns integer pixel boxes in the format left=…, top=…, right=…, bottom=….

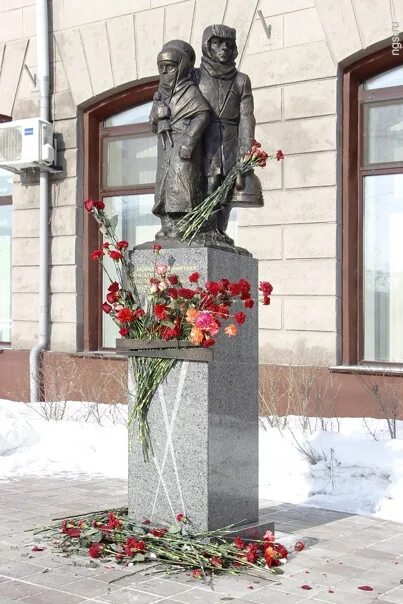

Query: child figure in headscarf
left=195, top=25, right=256, bottom=243
left=150, top=40, right=210, bottom=239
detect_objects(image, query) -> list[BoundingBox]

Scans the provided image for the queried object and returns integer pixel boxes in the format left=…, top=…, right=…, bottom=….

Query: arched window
left=0, top=114, right=12, bottom=345
left=343, top=50, right=403, bottom=366
left=83, top=82, right=158, bottom=350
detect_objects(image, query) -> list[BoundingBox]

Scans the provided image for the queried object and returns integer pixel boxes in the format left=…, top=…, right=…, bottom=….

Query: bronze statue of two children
left=150, top=25, right=261, bottom=252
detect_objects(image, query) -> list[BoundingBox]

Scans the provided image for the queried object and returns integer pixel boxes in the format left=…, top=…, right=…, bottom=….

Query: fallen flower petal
left=301, top=585, right=312, bottom=590
left=358, top=586, right=373, bottom=591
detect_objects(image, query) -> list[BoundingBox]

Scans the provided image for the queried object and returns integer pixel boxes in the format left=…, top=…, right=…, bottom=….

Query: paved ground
left=0, top=477, right=403, bottom=603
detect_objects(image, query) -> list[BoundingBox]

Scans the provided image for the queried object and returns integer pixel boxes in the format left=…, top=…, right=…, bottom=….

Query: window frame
left=343, top=48, right=403, bottom=367
left=0, top=114, right=12, bottom=345
left=83, top=82, right=158, bottom=351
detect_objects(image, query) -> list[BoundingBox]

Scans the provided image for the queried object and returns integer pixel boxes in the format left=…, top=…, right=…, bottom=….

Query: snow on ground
left=1, top=399, right=403, bottom=522
left=259, top=416, right=403, bottom=523
left=0, top=399, right=128, bottom=480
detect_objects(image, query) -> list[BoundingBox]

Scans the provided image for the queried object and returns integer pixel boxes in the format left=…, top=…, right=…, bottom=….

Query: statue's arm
left=179, top=110, right=210, bottom=159
left=238, top=74, right=256, bottom=156
left=149, top=102, right=159, bottom=134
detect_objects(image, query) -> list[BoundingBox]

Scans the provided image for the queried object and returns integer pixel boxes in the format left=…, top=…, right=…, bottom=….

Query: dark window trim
left=0, top=115, right=12, bottom=345
left=83, top=82, right=158, bottom=351
left=342, top=47, right=403, bottom=366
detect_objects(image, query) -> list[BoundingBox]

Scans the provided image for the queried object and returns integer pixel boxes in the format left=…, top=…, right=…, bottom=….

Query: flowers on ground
left=39, top=509, right=302, bottom=583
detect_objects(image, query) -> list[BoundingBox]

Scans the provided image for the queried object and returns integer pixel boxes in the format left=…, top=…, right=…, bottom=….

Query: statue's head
left=202, top=24, right=238, bottom=64
left=157, top=41, right=195, bottom=93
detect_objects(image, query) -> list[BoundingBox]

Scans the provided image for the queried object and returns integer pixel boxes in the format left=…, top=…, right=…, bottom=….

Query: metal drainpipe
left=29, top=0, right=50, bottom=402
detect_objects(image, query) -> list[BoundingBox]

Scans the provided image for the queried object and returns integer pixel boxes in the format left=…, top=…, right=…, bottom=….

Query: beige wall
left=0, top=0, right=401, bottom=361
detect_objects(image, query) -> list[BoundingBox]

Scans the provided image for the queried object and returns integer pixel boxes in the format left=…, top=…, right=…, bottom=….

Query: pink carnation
left=195, top=311, right=214, bottom=330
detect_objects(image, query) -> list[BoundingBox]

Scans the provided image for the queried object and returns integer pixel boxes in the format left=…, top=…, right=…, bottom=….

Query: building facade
left=0, top=0, right=402, bottom=415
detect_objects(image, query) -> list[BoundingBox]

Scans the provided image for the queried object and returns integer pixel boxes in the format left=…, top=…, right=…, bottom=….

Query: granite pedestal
left=127, top=247, right=259, bottom=531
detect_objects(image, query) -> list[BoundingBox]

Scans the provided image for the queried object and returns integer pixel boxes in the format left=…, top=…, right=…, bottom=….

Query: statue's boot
left=216, top=205, right=234, bottom=245
left=155, top=215, right=172, bottom=239
left=167, top=214, right=186, bottom=239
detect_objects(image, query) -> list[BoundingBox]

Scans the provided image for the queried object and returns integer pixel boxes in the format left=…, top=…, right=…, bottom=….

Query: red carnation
left=108, top=281, right=119, bottom=293
left=88, top=543, right=103, bottom=558
left=168, top=274, right=179, bottom=285
left=61, top=520, right=81, bottom=538
left=275, top=544, right=288, bottom=559
left=177, top=288, right=196, bottom=299
left=245, top=543, right=259, bottom=564
left=94, top=200, right=105, bottom=210
left=276, top=149, right=284, bottom=161
left=234, top=311, right=246, bottom=325
left=102, top=241, right=110, bottom=248
left=263, top=296, right=271, bottom=306
left=84, top=199, right=95, bottom=212
left=176, top=513, right=184, bottom=522
left=294, top=541, right=305, bottom=552
left=167, top=287, right=179, bottom=299
left=119, top=327, right=129, bottom=336
left=152, top=243, right=162, bottom=252
left=154, top=304, right=168, bottom=320
left=124, top=537, right=146, bottom=557
left=218, top=278, right=230, bottom=290
left=211, top=556, right=223, bottom=567
left=189, top=272, right=200, bottom=283
left=228, top=282, right=241, bottom=296
left=161, top=327, right=176, bottom=341
left=116, top=240, right=129, bottom=250
left=203, top=338, right=215, bottom=348
left=244, top=299, right=254, bottom=309
left=107, top=512, right=122, bottom=529
left=217, top=304, right=229, bottom=319
left=102, top=302, right=112, bottom=314
left=233, top=536, right=245, bottom=550
left=109, top=250, right=123, bottom=261
left=149, top=527, right=167, bottom=537
left=106, top=291, right=118, bottom=304
left=90, top=249, right=104, bottom=261
left=238, top=278, right=250, bottom=295
left=116, top=308, right=134, bottom=323
left=259, top=281, right=273, bottom=296
left=205, top=281, right=221, bottom=296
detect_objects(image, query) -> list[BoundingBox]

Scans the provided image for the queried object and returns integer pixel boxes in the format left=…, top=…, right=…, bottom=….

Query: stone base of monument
left=125, top=247, right=262, bottom=532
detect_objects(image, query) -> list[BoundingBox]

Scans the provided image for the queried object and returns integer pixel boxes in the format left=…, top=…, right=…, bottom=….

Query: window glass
left=363, top=174, right=403, bottom=362
left=364, top=65, right=403, bottom=90
left=0, top=168, right=13, bottom=196
left=102, top=194, right=159, bottom=347
left=103, top=134, right=157, bottom=188
left=364, top=101, right=403, bottom=164
left=104, top=102, right=153, bottom=127
left=0, top=203, right=12, bottom=343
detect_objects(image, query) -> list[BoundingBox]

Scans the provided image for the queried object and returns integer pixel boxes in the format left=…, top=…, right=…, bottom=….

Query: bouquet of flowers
left=179, top=143, right=284, bottom=242
left=85, top=201, right=273, bottom=461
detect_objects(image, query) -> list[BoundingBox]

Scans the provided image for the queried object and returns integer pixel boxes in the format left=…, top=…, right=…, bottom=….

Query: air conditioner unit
left=0, top=118, right=55, bottom=170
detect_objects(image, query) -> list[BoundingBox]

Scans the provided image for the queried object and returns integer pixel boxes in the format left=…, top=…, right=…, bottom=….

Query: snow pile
left=1, top=399, right=403, bottom=522
left=0, top=399, right=128, bottom=480
left=259, top=416, right=403, bottom=523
